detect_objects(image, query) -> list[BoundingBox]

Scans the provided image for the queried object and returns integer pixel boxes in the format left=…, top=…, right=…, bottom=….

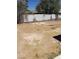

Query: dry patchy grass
left=17, top=20, right=61, bottom=59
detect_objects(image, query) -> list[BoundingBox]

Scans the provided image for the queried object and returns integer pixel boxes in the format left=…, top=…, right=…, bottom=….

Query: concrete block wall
left=23, top=14, right=61, bottom=22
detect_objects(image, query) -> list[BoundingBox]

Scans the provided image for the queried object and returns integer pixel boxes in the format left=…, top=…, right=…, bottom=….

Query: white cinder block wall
left=34, top=14, right=44, bottom=21
left=23, top=14, right=61, bottom=22
left=27, top=15, right=35, bottom=21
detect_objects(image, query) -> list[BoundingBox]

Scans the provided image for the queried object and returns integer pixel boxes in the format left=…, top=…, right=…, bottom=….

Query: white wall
left=27, top=15, right=34, bottom=22
left=23, top=14, right=61, bottom=22
left=52, top=14, right=56, bottom=20
left=34, top=14, right=44, bottom=21
left=44, top=14, right=51, bottom=20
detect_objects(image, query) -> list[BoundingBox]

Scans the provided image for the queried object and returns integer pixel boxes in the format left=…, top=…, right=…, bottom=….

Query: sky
left=28, top=0, right=40, bottom=11
left=18, top=0, right=61, bottom=12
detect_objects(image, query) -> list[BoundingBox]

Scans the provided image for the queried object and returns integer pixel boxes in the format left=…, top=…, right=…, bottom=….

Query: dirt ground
left=17, top=20, right=61, bottom=59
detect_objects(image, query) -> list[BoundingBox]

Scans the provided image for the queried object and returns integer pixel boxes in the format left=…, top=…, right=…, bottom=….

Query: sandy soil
left=17, top=20, right=61, bottom=59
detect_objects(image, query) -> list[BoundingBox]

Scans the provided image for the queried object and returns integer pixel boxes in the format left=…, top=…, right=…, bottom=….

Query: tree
left=36, top=0, right=49, bottom=14
left=17, top=0, right=28, bottom=24
left=36, top=0, right=61, bottom=20
left=50, top=0, right=61, bottom=20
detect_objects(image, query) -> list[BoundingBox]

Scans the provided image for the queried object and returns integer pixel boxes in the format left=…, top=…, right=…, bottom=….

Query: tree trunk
left=17, top=14, right=21, bottom=24
left=17, top=14, right=23, bottom=24
left=55, top=14, right=58, bottom=20
left=20, top=15, right=24, bottom=23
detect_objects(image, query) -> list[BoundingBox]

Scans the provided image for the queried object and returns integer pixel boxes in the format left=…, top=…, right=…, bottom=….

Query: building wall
left=23, top=14, right=61, bottom=22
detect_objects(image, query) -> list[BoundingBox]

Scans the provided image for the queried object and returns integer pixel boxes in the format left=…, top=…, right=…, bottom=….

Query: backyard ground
left=17, top=20, right=61, bottom=59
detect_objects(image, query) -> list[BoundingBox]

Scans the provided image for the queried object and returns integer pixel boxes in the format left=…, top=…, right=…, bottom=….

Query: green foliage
left=17, top=0, right=28, bottom=14
left=17, top=0, right=28, bottom=23
left=36, top=0, right=61, bottom=14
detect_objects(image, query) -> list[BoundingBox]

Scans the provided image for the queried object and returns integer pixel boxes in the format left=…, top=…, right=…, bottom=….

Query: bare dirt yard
left=17, top=20, right=61, bottom=59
